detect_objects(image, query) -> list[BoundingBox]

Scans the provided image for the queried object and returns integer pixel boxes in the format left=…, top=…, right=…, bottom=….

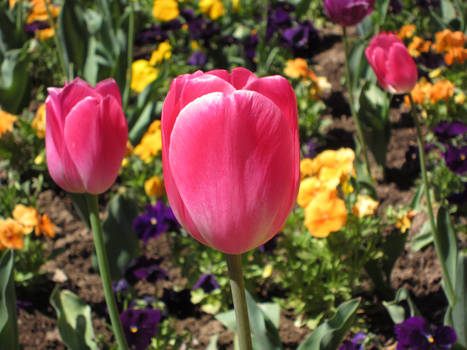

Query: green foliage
left=50, top=288, right=98, bottom=350
left=0, top=250, right=19, bottom=350
left=297, top=298, right=360, bottom=350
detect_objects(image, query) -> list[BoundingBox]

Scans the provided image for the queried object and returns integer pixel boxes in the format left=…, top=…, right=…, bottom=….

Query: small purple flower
left=16, top=299, right=33, bottom=312
left=120, top=308, right=162, bottom=350
left=243, top=33, right=259, bottom=63
left=133, top=201, right=179, bottom=243
left=323, top=0, right=375, bottom=27
left=124, top=257, right=168, bottom=285
left=433, top=121, right=467, bottom=144
left=187, top=51, right=208, bottom=67
left=304, top=139, right=320, bottom=159
left=161, top=288, right=195, bottom=318
left=389, top=0, right=403, bottom=13
left=113, top=278, right=130, bottom=293
left=181, top=10, right=220, bottom=42
left=395, top=317, right=457, bottom=350
left=416, top=0, right=440, bottom=10
left=443, top=145, right=467, bottom=175
left=339, top=331, right=366, bottom=350
left=258, top=234, right=279, bottom=254
left=24, top=21, right=49, bottom=35
left=282, top=20, right=321, bottom=58
left=266, top=2, right=295, bottom=40
left=415, top=52, right=445, bottom=70
left=135, top=25, right=168, bottom=45
left=447, top=182, right=467, bottom=206
left=193, top=273, right=220, bottom=293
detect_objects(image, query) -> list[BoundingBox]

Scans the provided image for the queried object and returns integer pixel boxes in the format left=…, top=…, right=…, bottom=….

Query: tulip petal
left=95, top=78, right=123, bottom=105
left=168, top=90, right=295, bottom=254
left=45, top=94, right=86, bottom=193
left=385, top=43, right=418, bottom=93
left=64, top=96, right=128, bottom=194
left=59, top=78, right=99, bottom=118
left=207, top=68, right=258, bottom=89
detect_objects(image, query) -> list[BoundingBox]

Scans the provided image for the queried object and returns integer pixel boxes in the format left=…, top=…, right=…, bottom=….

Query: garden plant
left=0, top=0, right=466, bottom=349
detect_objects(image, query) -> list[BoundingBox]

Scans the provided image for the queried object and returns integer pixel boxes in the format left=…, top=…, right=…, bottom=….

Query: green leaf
left=50, top=288, right=98, bottom=350
left=451, top=251, right=467, bottom=347
left=58, top=0, right=89, bottom=75
left=440, top=0, right=457, bottom=23
left=101, top=194, right=140, bottom=280
left=0, top=49, right=30, bottom=113
left=410, top=222, right=433, bottom=252
left=383, top=287, right=421, bottom=324
left=129, top=103, right=156, bottom=145
left=216, top=291, right=282, bottom=350
left=437, top=207, right=458, bottom=295
left=357, top=83, right=391, bottom=168
left=206, top=334, right=219, bottom=350
left=297, top=298, right=360, bottom=350
left=0, top=250, right=19, bottom=350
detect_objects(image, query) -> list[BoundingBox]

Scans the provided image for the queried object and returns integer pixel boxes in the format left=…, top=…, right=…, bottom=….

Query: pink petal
left=58, top=78, right=99, bottom=118
left=385, top=43, right=418, bottom=93
left=63, top=96, right=127, bottom=194
left=168, top=90, right=295, bottom=254
left=95, top=78, right=122, bottom=105
left=368, top=46, right=390, bottom=91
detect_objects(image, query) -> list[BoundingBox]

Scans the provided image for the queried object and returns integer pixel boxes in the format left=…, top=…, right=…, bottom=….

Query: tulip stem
left=85, top=194, right=129, bottom=350
left=342, top=26, right=373, bottom=182
left=122, top=0, right=135, bottom=111
left=225, top=254, right=253, bottom=350
left=408, top=94, right=456, bottom=305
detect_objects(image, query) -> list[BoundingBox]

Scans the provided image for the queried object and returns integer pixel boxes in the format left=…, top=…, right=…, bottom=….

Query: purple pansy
left=120, top=308, right=162, bottom=350
left=187, top=51, right=208, bottom=67
left=193, top=273, right=220, bottom=293
left=323, top=0, right=375, bottom=27
left=443, top=145, right=467, bottom=175
left=135, top=25, right=168, bottom=45
left=24, top=21, right=49, bottom=35
left=282, top=20, right=321, bottom=58
left=124, top=257, right=168, bottom=285
left=395, top=317, right=457, bottom=350
left=433, top=121, right=467, bottom=144
left=266, top=2, right=295, bottom=40
left=133, top=201, right=179, bottom=243
left=389, top=0, right=403, bottom=13
left=243, top=33, right=259, bottom=63
left=339, top=331, right=366, bottom=350
left=258, top=234, right=279, bottom=254
left=161, top=288, right=195, bottom=318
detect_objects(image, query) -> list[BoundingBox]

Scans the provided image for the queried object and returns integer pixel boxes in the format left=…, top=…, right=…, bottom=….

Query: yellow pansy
left=297, top=176, right=322, bottom=208
left=0, top=109, right=17, bottom=137
left=131, top=60, right=159, bottom=93
left=153, top=0, right=179, bottom=21
left=144, top=176, right=165, bottom=198
left=0, top=219, right=25, bottom=250
left=199, top=0, right=225, bottom=20
left=352, top=195, right=378, bottom=218
left=12, top=204, right=40, bottom=235
left=133, top=120, right=162, bottom=162
left=32, top=103, right=46, bottom=138
left=149, top=41, right=172, bottom=65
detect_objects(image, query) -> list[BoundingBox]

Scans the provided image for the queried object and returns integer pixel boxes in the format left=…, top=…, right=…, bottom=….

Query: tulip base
left=225, top=254, right=253, bottom=350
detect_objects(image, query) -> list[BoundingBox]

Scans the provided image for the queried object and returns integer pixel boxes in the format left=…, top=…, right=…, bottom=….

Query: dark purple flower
left=24, top=21, right=49, bottom=35
left=389, top=0, right=403, bottom=13
left=447, top=182, right=467, bottom=205
left=304, top=139, right=320, bottom=159
left=266, top=2, right=295, bottom=40
left=120, top=308, right=162, bottom=350
left=415, top=52, right=445, bottom=70
left=443, top=145, right=467, bottom=174
left=433, top=121, right=467, bottom=144
left=258, top=234, right=279, bottom=254
left=187, top=51, right=208, bottom=67
left=395, top=317, right=457, bottom=350
left=135, top=25, right=168, bottom=45
left=133, top=201, right=179, bottom=243
left=113, top=278, right=130, bottom=293
left=243, top=33, right=259, bottom=63
left=416, top=0, right=440, bottom=10
left=193, top=273, right=220, bottom=293
left=282, top=20, right=321, bottom=58
left=124, top=257, right=167, bottom=285
left=219, top=34, right=239, bottom=46
left=16, top=299, right=33, bottom=312
left=339, top=331, right=366, bottom=350
left=161, top=19, right=182, bottom=31
left=161, top=288, right=195, bottom=318
left=323, top=0, right=375, bottom=27
left=181, top=10, right=220, bottom=42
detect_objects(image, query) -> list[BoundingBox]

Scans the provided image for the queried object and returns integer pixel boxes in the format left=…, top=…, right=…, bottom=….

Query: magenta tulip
left=365, top=33, right=418, bottom=94
left=162, top=68, right=300, bottom=254
left=45, top=78, right=128, bottom=194
left=323, top=0, right=375, bottom=26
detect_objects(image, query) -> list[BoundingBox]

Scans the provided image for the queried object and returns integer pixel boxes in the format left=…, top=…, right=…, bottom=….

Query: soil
left=15, top=29, right=448, bottom=350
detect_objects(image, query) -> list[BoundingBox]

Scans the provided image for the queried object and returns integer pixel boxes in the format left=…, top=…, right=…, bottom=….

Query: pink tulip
left=45, top=78, right=128, bottom=194
left=162, top=68, right=300, bottom=254
left=365, top=33, right=418, bottom=94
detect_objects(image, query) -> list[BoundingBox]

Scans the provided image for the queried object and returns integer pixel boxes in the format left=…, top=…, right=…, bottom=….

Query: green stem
left=15, top=0, right=23, bottom=35
left=43, top=0, right=69, bottom=81
left=408, top=95, right=456, bottom=305
left=85, top=194, right=129, bottom=350
left=225, top=254, right=253, bottom=350
left=342, top=26, right=372, bottom=181
left=122, top=0, right=134, bottom=111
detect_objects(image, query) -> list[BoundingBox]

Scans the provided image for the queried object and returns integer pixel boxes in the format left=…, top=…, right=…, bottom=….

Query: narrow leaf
left=0, top=250, right=19, bottom=350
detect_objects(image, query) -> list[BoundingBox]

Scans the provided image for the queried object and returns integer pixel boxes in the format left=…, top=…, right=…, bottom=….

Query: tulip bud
left=162, top=68, right=300, bottom=254
left=365, top=33, right=418, bottom=94
left=323, top=0, right=375, bottom=27
left=45, top=78, right=128, bottom=194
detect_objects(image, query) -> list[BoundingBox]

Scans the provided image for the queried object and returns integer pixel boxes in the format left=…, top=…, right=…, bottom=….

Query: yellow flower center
left=130, top=326, right=138, bottom=333
left=150, top=218, right=157, bottom=226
